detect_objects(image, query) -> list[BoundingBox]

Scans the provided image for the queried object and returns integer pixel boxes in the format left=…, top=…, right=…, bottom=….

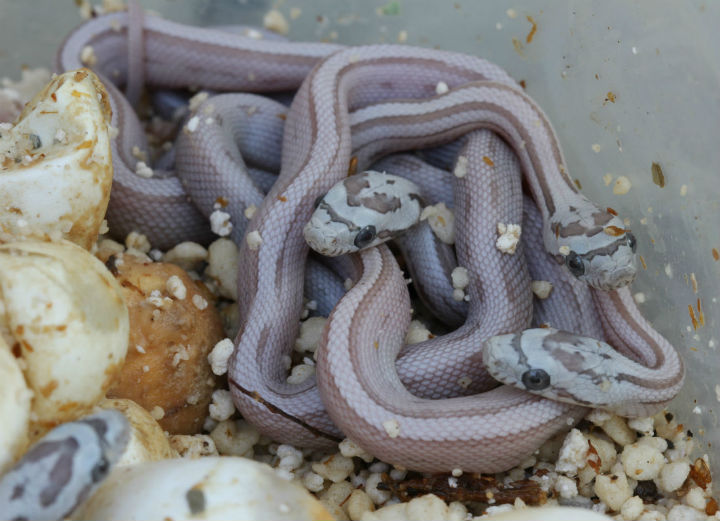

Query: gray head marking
left=0, top=410, right=130, bottom=521
left=304, top=171, right=423, bottom=256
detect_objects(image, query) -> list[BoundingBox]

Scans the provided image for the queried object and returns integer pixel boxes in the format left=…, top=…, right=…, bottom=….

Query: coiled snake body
left=56, top=8, right=683, bottom=473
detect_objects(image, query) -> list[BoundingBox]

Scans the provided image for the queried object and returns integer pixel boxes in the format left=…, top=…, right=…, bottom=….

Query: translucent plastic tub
left=1, top=0, right=718, bottom=477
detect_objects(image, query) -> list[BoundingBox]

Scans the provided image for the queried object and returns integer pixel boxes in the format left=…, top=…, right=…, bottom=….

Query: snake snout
left=303, top=221, right=348, bottom=256
left=614, top=265, right=638, bottom=288
left=594, top=262, right=638, bottom=290
left=482, top=334, right=517, bottom=382
left=303, top=222, right=329, bottom=254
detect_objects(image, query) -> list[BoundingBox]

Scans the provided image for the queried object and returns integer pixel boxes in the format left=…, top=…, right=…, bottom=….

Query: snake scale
left=54, top=6, right=683, bottom=473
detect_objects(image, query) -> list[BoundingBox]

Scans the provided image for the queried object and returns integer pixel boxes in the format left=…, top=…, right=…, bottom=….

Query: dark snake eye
left=521, top=368, right=551, bottom=391
left=91, top=456, right=110, bottom=482
left=354, top=225, right=377, bottom=250
left=565, top=251, right=585, bottom=277
left=626, top=232, right=637, bottom=252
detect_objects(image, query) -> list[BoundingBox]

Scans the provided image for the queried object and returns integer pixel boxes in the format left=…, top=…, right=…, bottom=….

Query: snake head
left=304, top=171, right=423, bottom=256
left=483, top=328, right=619, bottom=410
left=548, top=205, right=638, bottom=290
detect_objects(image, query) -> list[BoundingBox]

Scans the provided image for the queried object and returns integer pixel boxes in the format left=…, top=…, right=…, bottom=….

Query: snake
left=56, top=6, right=342, bottom=249
left=227, top=41, right=644, bottom=452
left=314, top=130, right=586, bottom=472
left=57, top=8, right=637, bottom=290
left=52, top=8, right=678, bottom=472
left=483, top=200, right=684, bottom=417
left=0, top=410, right=129, bottom=521
left=304, top=170, right=424, bottom=256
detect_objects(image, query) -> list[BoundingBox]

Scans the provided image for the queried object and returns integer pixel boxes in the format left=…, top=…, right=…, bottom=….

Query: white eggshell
left=0, top=240, right=129, bottom=429
left=97, top=398, right=178, bottom=465
left=73, top=457, right=334, bottom=521
left=0, top=68, right=112, bottom=249
left=484, top=507, right=612, bottom=520
left=0, top=337, right=32, bottom=473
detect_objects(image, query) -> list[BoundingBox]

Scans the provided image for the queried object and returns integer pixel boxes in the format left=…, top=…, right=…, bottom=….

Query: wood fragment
left=651, top=162, right=665, bottom=187
left=697, top=298, right=705, bottom=327
left=526, top=15, right=538, bottom=43
left=604, top=225, right=626, bottom=237
left=689, top=305, right=699, bottom=330
left=379, top=472, right=546, bottom=506
left=348, top=156, right=358, bottom=176
left=689, top=458, right=712, bottom=489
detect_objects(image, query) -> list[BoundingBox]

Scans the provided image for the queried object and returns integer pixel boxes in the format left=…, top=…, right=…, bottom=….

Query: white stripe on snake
left=58, top=9, right=637, bottom=290
left=53, top=8, right=680, bottom=473
left=228, top=44, right=645, bottom=459
left=315, top=130, right=586, bottom=472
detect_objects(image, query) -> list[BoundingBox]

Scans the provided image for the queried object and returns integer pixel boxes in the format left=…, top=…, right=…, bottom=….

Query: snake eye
left=91, top=457, right=110, bottom=482
left=626, top=232, right=637, bottom=252
left=521, top=368, right=551, bottom=391
left=565, top=251, right=585, bottom=277
left=353, top=225, right=377, bottom=250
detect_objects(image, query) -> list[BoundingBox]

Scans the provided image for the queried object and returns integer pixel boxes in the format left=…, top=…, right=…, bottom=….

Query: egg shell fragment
left=0, top=240, right=129, bottom=434
left=0, top=336, right=32, bottom=473
left=72, top=456, right=334, bottom=521
left=0, top=68, right=113, bottom=249
left=97, top=398, right=178, bottom=466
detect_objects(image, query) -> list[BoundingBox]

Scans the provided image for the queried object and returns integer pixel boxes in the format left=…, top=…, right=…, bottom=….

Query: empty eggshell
left=0, top=240, right=129, bottom=434
left=97, top=398, right=178, bottom=465
left=72, top=457, right=334, bottom=521
left=0, top=68, right=112, bottom=249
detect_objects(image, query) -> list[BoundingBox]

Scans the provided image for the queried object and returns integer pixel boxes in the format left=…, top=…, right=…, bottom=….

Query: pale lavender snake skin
left=227, top=45, right=534, bottom=450
left=228, top=43, right=644, bottom=456
left=488, top=201, right=684, bottom=417
left=316, top=131, right=585, bottom=472
left=53, top=8, right=683, bottom=473
left=57, top=9, right=341, bottom=248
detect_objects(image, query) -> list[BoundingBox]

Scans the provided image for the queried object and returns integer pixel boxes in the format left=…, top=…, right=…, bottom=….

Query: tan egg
left=97, top=398, right=178, bottom=465
left=102, top=255, right=224, bottom=434
left=0, top=68, right=112, bottom=249
left=0, top=336, right=32, bottom=473
left=0, top=240, right=129, bottom=436
left=72, top=457, right=334, bottom=521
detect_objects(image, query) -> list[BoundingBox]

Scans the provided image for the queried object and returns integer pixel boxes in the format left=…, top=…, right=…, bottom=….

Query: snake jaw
left=304, top=171, right=423, bottom=256
left=482, top=333, right=527, bottom=386
left=549, top=208, right=639, bottom=290
left=584, top=242, right=638, bottom=290
left=303, top=216, right=355, bottom=256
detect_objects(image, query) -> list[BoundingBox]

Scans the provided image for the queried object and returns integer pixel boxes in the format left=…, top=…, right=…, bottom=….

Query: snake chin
left=303, top=210, right=358, bottom=256
left=482, top=334, right=525, bottom=385
left=584, top=255, right=638, bottom=290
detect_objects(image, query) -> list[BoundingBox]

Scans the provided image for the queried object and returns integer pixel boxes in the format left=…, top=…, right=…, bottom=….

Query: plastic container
left=1, top=0, right=718, bottom=476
